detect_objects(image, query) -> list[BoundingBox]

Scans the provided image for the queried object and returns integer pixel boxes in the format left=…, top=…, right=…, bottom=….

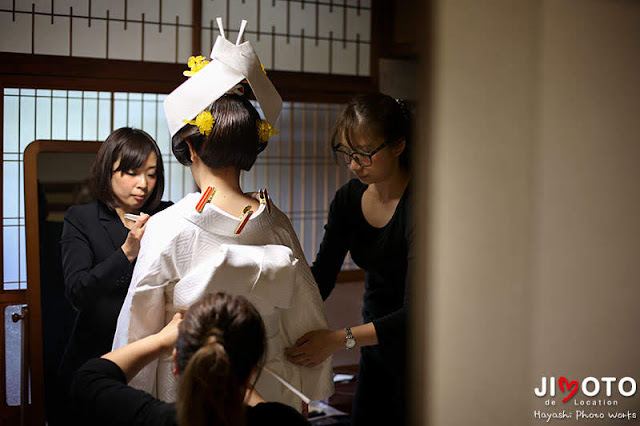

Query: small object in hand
left=124, top=213, right=141, bottom=222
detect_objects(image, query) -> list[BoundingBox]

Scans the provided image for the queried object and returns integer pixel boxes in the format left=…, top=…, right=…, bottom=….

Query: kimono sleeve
left=280, top=261, right=335, bottom=401
left=112, top=223, right=181, bottom=395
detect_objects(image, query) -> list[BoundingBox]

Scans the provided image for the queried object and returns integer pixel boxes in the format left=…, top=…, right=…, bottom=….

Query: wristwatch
left=344, top=327, right=356, bottom=350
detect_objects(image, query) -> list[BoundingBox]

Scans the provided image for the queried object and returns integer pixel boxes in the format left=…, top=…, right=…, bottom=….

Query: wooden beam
left=0, top=52, right=185, bottom=94
left=0, top=291, right=27, bottom=304
left=0, top=52, right=376, bottom=102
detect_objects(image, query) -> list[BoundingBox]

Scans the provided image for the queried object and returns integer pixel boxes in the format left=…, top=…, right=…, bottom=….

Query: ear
left=185, top=139, right=197, bottom=164
left=392, top=138, right=406, bottom=158
left=172, top=347, right=179, bottom=376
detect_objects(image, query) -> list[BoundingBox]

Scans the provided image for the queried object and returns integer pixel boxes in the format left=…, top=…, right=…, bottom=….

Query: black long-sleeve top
left=71, top=358, right=310, bottom=426
left=311, top=178, right=413, bottom=353
left=59, top=200, right=172, bottom=384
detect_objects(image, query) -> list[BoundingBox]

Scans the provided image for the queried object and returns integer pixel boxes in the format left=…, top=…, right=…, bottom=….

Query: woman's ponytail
left=177, top=333, right=245, bottom=426
left=174, top=293, right=266, bottom=426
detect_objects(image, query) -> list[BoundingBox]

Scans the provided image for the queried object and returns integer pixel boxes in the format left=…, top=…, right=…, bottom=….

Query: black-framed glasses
left=332, top=141, right=389, bottom=168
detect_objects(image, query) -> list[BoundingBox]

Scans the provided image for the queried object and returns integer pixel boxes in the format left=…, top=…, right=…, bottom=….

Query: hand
left=154, top=312, right=183, bottom=353
left=121, top=212, right=150, bottom=262
left=284, top=329, right=343, bottom=368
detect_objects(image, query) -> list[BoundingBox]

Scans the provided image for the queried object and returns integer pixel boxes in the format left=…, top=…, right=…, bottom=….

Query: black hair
left=172, top=95, right=262, bottom=171
left=175, top=292, right=266, bottom=426
left=331, top=93, right=412, bottom=170
left=90, top=127, right=165, bottom=211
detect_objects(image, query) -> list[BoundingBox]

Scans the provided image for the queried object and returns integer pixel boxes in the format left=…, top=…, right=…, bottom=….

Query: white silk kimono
left=112, top=192, right=334, bottom=408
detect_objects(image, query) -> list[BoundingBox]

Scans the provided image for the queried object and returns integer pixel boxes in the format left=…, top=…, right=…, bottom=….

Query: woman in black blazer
left=58, top=128, right=172, bottom=412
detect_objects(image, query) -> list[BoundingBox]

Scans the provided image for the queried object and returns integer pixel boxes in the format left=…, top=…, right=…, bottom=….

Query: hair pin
left=258, top=188, right=271, bottom=213
left=195, top=186, right=216, bottom=212
left=235, top=206, right=253, bottom=234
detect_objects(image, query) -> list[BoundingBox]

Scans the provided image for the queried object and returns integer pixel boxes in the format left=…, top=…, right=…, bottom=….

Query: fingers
left=286, top=352, right=320, bottom=367
left=133, top=213, right=150, bottom=230
left=169, top=312, right=183, bottom=324
left=285, top=343, right=325, bottom=367
left=295, top=333, right=311, bottom=346
left=284, top=346, right=305, bottom=365
left=285, top=352, right=304, bottom=365
left=285, top=346, right=304, bottom=358
left=127, top=213, right=150, bottom=242
left=163, top=313, right=182, bottom=330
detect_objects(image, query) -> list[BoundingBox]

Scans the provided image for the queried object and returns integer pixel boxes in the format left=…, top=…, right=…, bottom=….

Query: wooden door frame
left=23, top=140, right=103, bottom=425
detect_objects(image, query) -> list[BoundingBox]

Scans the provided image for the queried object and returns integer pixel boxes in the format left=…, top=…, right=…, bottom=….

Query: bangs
left=114, top=134, right=155, bottom=172
left=92, top=127, right=164, bottom=211
left=331, top=105, right=381, bottom=153
left=344, top=125, right=379, bottom=152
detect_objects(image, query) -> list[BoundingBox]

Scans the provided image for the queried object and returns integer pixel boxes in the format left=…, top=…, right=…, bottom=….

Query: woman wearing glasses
left=285, top=93, right=413, bottom=425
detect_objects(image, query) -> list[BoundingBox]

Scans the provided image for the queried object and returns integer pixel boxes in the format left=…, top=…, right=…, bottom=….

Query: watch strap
left=344, top=327, right=356, bottom=350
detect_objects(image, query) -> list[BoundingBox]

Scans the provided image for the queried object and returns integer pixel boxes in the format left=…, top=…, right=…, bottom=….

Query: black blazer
left=59, top=200, right=172, bottom=385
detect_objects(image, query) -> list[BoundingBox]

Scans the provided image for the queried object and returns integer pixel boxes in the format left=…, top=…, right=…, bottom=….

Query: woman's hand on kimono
left=103, top=312, right=183, bottom=381
left=155, top=312, right=183, bottom=354
left=284, top=329, right=343, bottom=367
left=121, top=212, right=150, bottom=262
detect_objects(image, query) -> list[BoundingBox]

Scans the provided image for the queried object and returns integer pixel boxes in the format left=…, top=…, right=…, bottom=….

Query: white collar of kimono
left=163, top=17, right=283, bottom=137
left=178, top=193, right=274, bottom=237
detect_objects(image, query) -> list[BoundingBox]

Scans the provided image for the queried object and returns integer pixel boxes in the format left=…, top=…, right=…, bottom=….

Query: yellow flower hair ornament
left=183, top=55, right=210, bottom=77
left=184, top=111, right=215, bottom=136
left=257, top=120, right=278, bottom=143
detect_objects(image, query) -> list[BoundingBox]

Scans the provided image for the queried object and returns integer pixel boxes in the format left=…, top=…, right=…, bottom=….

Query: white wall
left=532, top=0, right=640, bottom=414
left=417, top=0, right=640, bottom=424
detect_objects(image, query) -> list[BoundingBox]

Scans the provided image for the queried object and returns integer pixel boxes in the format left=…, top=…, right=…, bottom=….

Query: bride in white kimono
left=112, top=19, right=333, bottom=409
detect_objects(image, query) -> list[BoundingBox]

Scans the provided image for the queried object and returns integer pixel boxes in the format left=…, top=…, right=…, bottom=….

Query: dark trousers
left=351, top=346, right=406, bottom=426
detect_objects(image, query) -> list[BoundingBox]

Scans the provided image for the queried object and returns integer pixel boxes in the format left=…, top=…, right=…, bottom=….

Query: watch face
left=345, top=338, right=356, bottom=349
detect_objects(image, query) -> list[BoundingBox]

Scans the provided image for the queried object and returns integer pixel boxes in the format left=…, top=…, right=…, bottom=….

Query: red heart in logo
left=559, top=376, right=578, bottom=402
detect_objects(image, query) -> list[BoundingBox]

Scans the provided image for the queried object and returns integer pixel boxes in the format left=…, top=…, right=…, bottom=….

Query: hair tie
left=205, top=333, right=225, bottom=348
left=394, top=98, right=410, bottom=122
